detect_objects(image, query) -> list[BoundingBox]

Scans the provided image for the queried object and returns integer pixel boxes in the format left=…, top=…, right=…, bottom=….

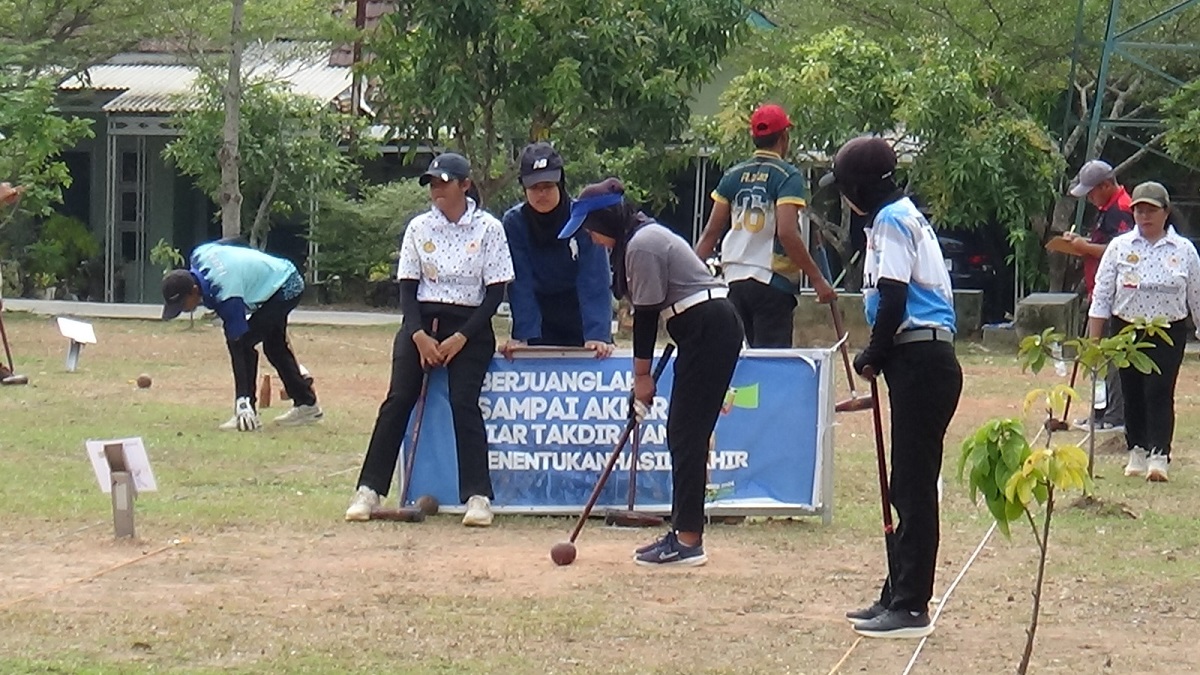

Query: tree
left=164, top=76, right=371, bottom=247
left=728, top=0, right=1200, bottom=292
left=0, top=0, right=185, bottom=76
left=152, top=0, right=355, bottom=240
left=220, top=0, right=247, bottom=240
left=711, top=28, right=1065, bottom=288
left=0, top=45, right=95, bottom=294
left=364, top=0, right=751, bottom=206
left=959, top=317, right=1167, bottom=673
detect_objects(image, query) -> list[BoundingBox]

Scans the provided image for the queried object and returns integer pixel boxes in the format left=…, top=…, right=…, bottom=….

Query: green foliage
left=1018, top=318, right=1172, bottom=380
left=149, top=239, right=186, bottom=275
left=365, top=0, right=750, bottom=206
left=0, top=0, right=186, bottom=76
left=0, top=45, right=95, bottom=219
left=1162, top=80, right=1200, bottom=168
left=711, top=28, right=1064, bottom=287
left=310, top=180, right=429, bottom=281
left=164, top=75, right=373, bottom=246
left=18, top=213, right=98, bottom=291
left=958, top=418, right=1035, bottom=537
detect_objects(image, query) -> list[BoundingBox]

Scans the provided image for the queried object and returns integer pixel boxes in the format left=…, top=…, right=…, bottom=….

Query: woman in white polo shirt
left=1089, top=181, right=1200, bottom=483
left=559, top=177, right=744, bottom=567
left=345, top=153, right=515, bottom=526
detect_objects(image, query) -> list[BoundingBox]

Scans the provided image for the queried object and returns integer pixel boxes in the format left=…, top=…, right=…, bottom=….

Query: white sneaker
left=275, top=404, right=323, bottom=427
left=462, top=495, right=494, bottom=527
left=1124, top=447, right=1148, bottom=477
left=345, top=486, right=380, bottom=521
left=219, top=413, right=261, bottom=431
left=1147, top=454, right=1169, bottom=483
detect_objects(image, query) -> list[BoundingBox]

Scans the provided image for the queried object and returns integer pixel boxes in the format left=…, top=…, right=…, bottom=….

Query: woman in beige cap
left=1088, top=181, right=1200, bottom=482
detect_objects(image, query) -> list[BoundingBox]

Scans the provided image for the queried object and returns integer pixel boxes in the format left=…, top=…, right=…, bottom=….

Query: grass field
left=1, top=310, right=1198, bottom=674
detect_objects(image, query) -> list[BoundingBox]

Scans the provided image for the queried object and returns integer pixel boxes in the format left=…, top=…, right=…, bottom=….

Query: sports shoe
left=634, top=531, right=672, bottom=555
left=1073, top=418, right=1123, bottom=433
left=633, top=531, right=708, bottom=567
left=345, top=486, right=380, bottom=521
left=852, top=609, right=934, bottom=639
left=275, top=404, right=323, bottom=427
left=1147, top=453, right=1169, bottom=482
left=218, top=413, right=261, bottom=431
left=462, top=495, right=494, bottom=527
left=845, top=602, right=887, bottom=623
left=1124, top=447, right=1148, bottom=477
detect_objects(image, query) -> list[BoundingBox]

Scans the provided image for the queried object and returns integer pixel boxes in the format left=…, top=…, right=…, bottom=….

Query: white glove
left=235, top=396, right=261, bottom=432
left=631, top=399, right=649, bottom=424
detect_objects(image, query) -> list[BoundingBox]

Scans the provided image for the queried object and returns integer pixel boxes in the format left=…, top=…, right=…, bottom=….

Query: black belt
left=893, top=327, right=954, bottom=345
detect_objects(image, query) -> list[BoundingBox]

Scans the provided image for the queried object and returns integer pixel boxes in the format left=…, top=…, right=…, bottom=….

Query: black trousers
left=664, top=298, right=744, bottom=534
left=356, top=308, right=495, bottom=502
left=876, top=340, right=962, bottom=613
left=529, top=289, right=584, bottom=347
left=227, top=291, right=317, bottom=408
left=1115, top=318, right=1186, bottom=459
left=727, top=279, right=796, bottom=348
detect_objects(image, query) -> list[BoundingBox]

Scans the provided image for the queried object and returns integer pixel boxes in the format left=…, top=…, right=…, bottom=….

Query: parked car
left=936, top=227, right=1011, bottom=324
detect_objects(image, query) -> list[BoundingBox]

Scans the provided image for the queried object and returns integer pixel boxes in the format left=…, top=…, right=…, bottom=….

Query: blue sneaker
left=633, top=531, right=708, bottom=567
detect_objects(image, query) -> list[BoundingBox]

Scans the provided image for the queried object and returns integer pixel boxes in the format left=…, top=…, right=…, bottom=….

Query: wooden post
left=104, top=443, right=136, bottom=539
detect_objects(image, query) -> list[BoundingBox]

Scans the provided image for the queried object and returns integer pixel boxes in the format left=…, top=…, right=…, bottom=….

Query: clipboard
left=1045, top=236, right=1084, bottom=257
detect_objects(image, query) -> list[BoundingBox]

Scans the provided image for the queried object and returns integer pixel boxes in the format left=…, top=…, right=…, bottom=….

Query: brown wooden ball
left=136, top=374, right=152, bottom=389
left=550, top=541, right=576, bottom=566
left=415, top=494, right=439, bottom=516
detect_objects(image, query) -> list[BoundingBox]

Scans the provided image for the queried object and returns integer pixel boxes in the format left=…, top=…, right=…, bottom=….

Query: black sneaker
left=845, top=602, right=887, bottom=623
left=852, top=609, right=934, bottom=639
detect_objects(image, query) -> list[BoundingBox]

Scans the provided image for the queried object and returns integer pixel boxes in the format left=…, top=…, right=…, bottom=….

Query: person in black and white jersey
left=821, top=136, right=963, bottom=639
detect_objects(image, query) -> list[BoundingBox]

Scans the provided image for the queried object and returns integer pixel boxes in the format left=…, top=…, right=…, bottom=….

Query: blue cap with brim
left=557, top=193, right=626, bottom=239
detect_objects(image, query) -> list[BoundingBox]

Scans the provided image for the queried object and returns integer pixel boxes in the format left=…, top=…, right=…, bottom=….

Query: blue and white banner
left=403, top=348, right=835, bottom=520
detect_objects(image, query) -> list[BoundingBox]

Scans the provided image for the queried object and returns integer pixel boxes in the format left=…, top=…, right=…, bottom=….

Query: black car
left=936, top=228, right=1011, bottom=324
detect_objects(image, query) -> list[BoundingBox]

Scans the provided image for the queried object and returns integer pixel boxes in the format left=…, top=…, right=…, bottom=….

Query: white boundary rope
left=899, top=521, right=998, bottom=675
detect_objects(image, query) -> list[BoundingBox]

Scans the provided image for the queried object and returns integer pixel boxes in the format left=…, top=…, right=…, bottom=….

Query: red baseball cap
left=750, top=104, right=792, bottom=138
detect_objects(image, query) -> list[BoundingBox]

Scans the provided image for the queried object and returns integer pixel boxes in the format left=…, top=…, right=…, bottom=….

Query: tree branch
left=1113, top=132, right=1168, bottom=175
left=250, top=165, right=283, bottom=249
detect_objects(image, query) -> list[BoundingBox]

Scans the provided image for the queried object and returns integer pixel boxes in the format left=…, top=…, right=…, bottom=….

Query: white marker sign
left=85, top=437, right=157, bottom=493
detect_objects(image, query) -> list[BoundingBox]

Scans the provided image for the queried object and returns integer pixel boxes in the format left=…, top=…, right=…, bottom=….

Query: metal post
left=104, top=125, right=117, bottom=303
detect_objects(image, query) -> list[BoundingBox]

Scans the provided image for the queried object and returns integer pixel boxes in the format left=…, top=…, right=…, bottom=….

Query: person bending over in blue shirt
left=499, top=142, right=614, bottom=360
left=161, top=241, right=321, bottom=431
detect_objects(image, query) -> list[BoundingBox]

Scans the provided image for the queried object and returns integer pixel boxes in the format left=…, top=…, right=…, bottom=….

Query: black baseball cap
left=161, top=269, right=198, bottom=320
left=419, top=152, right=471, bottom=186
left=818, top=136, right=897, bottom=190
left=519, top=142, right=564, bottom=188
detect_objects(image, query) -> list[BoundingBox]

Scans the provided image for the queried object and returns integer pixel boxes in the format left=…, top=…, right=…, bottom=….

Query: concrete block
left=982, top=324, right=1021, bottom=352
left=1015, top=292, right=1082, bottom=339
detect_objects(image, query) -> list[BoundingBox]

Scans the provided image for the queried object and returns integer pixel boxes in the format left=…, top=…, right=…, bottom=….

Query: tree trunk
left=218, top=0, right=245, bottom=239
left=1017, top=486, right=1055, bottom=675
left=1046, top=195, right=1079, bottom=292
left=249, top=166, right=282, bottom=249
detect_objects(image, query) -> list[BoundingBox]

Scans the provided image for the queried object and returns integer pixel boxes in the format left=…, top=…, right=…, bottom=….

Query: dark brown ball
left=550, top=541, right=576, bottom=566
left=136, top=374, right=152, bottom=389
left=415, top=494, right=439, bottom=516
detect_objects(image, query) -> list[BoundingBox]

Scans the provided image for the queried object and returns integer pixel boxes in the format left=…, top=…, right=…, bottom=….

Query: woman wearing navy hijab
left=500, top=142, right=615, bottom=359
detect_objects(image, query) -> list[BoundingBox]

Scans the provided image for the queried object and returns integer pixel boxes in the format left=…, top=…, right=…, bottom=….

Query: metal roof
left=59, top=43, right=352, bottom=114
